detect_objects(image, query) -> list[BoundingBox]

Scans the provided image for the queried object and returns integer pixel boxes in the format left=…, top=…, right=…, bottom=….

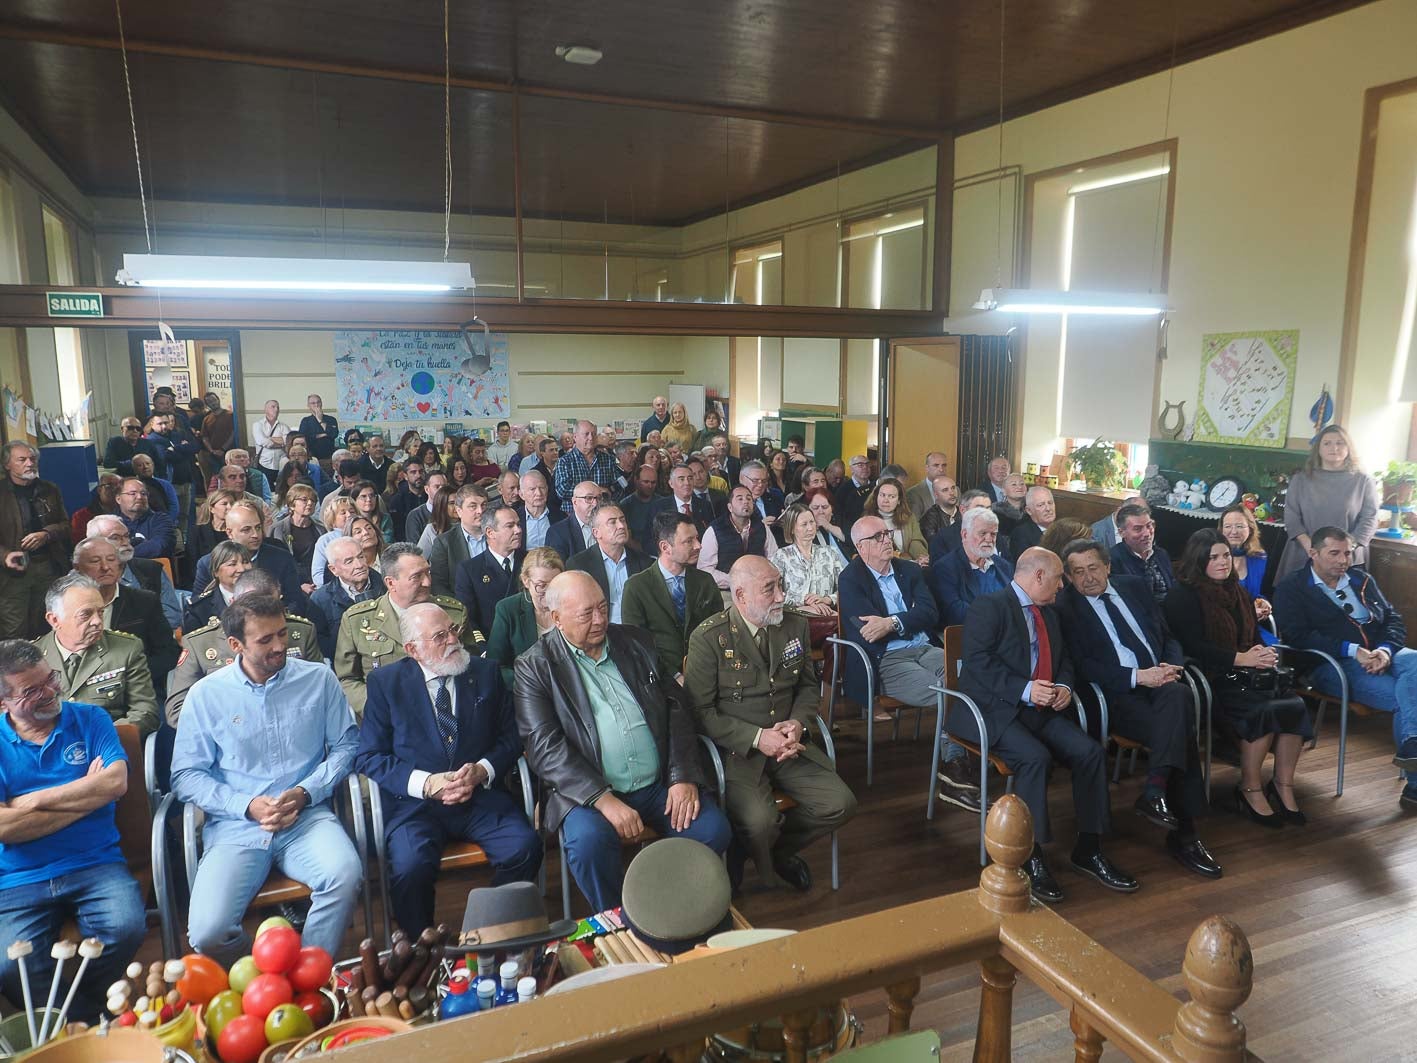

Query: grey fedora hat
left=621, top=838, right=733, bottom=956
left=455, top=881, right=578, bottom=954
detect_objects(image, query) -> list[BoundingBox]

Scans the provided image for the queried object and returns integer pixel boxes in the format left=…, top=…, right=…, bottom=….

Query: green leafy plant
left=1375, top=460, right=1417, bottom=486
left=1068, top=439, right=1128, bottom=491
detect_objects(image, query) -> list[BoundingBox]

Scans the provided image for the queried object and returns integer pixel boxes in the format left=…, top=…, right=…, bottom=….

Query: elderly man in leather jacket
left=515, top=570, right=730, bottom=912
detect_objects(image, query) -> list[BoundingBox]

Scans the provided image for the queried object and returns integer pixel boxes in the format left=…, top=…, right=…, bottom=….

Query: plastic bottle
left=439, top=973, right=479, bottom=1020
left=471, top=956, right=497, bottom=997
left=475, top=981, right=496, bottom=1012
left=516, top=976, right=537, bottom=1003
left=494, top=961, right=519, bottom=1007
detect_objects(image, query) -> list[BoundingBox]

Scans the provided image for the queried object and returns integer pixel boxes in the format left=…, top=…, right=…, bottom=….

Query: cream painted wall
left=952, top=0, right=1417, bottom=469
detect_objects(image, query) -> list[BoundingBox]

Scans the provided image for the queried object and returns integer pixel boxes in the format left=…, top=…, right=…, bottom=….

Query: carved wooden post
left=1069, top=1006, right=1104, bottom=1062
left=885, top=977, right=921, bottom=1033
left=782, top=1007, right=817, bottom=1063
left=972, top=794, right=1033, bottom=1063
left=1173, top=915, right=1253, bottom=1063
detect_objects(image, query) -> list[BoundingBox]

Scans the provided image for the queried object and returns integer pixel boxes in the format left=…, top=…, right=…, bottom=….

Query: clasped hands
left=1136, top=663, right=1185, bottom=688
left=1356, top=646, right=1392, bottom=675
left=1030, top=680, right=1072, bottom=711
left=246, top=787, right=309, bottom=833
left=756, top=719, right=806, bottom=761
left=422, top=762, right=488, bottom=804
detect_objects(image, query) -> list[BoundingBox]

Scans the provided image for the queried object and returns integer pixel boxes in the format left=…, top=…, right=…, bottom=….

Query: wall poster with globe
left=333, top=329, right=510, bottom=421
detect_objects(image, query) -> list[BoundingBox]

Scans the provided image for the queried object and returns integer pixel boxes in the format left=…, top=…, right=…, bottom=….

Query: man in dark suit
left=309, top=536, right=387, bottom=658
left=516, top=469, right=564, bottom=551
left=192, top=501, right=305, bottom=607
left=404, top=468, right=448, bottom=544
left=527, top=437, right=563, bottom=512
left=928, top=490, right=996, bottom=566
left=954, top=547, right=1136, bottom=903
left=834, top=455, right=875, bottom=532
left=356, top=433, right=392, bottom=486
left=454, top=504, right=524, bottom=641
left=709, top=433, right=741, bottom=487
left=1009, top=486, right=1057, bottom=558
left=1059, top=540, right=1221, bottom=879
left=838, top=515, right=976, bottom=806
left=70, top=536, right=180, bottom=689
left=930, top=507, right=1015, bottom=626
left=429, top=485, right=488, bottom=598
left=545, top=480, right=602, bottom=561
left=566, top=502, right=651, bottom=623
left=1108, top=501, right=1174, bottom=603
left=515, top=571, right=731, bottom=912
left=86, top=513, right=182, bottom=627
left=976, top=456, right=1011, bottom=504
left=354, top=602, right=541, bottom=935
left=621, top=512, right=722, bottom=683
left=103, top=417, right=160, bottom=476
left=687, top=457, right=727, bottom=518
left=652, top=464, right=714, bottom=532
left=740, top=460, right=784, bottom=542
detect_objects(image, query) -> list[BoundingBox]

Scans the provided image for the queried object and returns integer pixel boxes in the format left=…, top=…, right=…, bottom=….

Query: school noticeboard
left=1192, top=330, right=1299, bottom=448
left=333, top=330, right=511, bottom=422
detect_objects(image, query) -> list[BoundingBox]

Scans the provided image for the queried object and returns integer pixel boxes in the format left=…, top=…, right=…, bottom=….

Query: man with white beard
left=354, top=602, right=540, bottom=936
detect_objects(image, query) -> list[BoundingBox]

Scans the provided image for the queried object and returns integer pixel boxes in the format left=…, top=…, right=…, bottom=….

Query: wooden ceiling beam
left=0, top=21, right=947, bottom=141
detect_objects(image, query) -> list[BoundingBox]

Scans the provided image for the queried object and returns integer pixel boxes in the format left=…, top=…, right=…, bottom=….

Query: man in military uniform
left=165, top=569, right=320, bottom=727
left=334, top=542, right=478, bottom=718
left=684, top=555, right=856, bottom=892
left=35, top=571, right=158, bottom=738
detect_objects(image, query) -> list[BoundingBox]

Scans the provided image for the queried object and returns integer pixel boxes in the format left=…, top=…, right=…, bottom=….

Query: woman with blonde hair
left=309, top=493, right=357, bottom=586
left=487, top=547, right=565, bottom=686
left=1275, top=424, right=1378, bottom=580
left=863, top=477, right=928, bottom=562
left=772, top=503, right=846, bottom=623
left=190, top=487, right=244, bottom=562
left=660, top=401, right=697, bottom=450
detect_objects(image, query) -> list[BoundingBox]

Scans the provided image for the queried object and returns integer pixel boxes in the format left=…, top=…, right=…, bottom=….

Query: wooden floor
left=138, top=707, right=1417, bottom=1060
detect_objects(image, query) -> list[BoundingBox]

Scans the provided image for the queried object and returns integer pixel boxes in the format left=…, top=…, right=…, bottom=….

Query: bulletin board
left=1192, top=330, right=1299, bottom=448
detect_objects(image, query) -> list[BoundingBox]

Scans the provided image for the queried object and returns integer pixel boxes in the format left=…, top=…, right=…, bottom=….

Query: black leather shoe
left=772, top=854, right=812, bottom=893
left=1133, top=793, right=1180, bottom=831
left=278, top=900, right=309, bottom=932
left=1264, top=780, right=1307, bottom=827
left=1023, top=853, right=1063, bottom=904
left=937, top=757, right=981, bottom=792
left=1166, top=832, right=1223, bottom=879
left=1068, top=851, right=1140, bottom=893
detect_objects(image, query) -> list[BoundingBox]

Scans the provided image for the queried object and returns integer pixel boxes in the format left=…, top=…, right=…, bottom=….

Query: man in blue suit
left=929, top=507, right=1015, bottom=626
left=1107, top=502, right=1174, bottom=603
left=454, top=504, right=524, bottom=641
left=838, top=515, right=976, bottom=806
left=354, top=602, right=540, bottom=936
left=740, top=460, right=785, bottom=542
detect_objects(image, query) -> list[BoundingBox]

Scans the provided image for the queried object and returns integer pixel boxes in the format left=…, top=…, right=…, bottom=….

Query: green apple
left=203, top=989, right=244, bottom=1043
left=256, top=915, right=293, bottom=938
left=228, top=956, right=261, bottom=995
left=264, top=1002, right=315, bottom=1044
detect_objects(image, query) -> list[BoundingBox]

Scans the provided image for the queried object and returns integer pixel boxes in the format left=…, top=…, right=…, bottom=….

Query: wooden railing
left=339, top=795, right=1256, bottom=1062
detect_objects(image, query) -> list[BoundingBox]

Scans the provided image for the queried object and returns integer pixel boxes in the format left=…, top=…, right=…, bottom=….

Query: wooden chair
left=155, top=556, right=175, bottom=587
left=824, top=615, right=927, bottom=786
left=363, top=755, right=536, bottom=945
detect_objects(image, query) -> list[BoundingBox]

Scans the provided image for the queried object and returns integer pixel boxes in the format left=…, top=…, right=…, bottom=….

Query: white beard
left=424, top=645, right=470, bottom=677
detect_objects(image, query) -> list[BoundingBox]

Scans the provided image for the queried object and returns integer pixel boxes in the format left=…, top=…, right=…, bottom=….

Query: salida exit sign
left=46, top=292, right=103, bottom=318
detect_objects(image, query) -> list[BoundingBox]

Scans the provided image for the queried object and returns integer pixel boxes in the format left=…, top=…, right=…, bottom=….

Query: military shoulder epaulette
left=698, top=610, right=731, bottom=630
left=433, top=594, right=464, bottom=611
left=107, top=629, right=140, bottom=641
left=286, top=613, right=310, bottom=623
left=189, top=617, right=223, bottom=635
left=345, top=598, right=381, bottom=615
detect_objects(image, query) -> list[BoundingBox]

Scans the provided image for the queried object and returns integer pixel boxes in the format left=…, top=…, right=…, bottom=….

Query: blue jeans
left=0, top=862, right=146, bottom=1023
left=561, top=781, right=732, bottom=913
left=188, top=807, right=361, bottom=965
left=1310, top=647, right=1417, bottom=782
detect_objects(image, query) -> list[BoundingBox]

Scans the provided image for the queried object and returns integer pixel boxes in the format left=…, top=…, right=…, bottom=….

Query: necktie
left=670, top=575, right=686, bottom=623
left=681, top=500, right=691, bottom=516
left=63, top=652, right=81, bottom=687
left=502, top=556, right=512, bottom=579
left=433, top=677, right=457, bottom=757
left=754, top=628, right=768, bottom=661
left=1101, top=593, right=1155, bottom=667
left=1027, top=605, right=1053, bottom=682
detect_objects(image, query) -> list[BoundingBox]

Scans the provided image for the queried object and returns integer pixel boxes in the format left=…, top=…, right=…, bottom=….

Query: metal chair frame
left=825, top=635, right=926, bottom=786
left=1086, top=668, right=1213, bottom=803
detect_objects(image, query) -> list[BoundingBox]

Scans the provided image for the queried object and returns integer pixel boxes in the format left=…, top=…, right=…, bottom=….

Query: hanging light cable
left=442, top=0, right=453, bottom=263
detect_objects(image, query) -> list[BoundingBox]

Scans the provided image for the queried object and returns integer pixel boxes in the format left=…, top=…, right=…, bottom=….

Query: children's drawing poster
left=334, top=330, right=510, bottom=421
left=1193, top=330, right=1298, bottom=448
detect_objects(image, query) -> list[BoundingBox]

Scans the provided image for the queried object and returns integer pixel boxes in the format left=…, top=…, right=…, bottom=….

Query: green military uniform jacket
left=621, top=562, right=725, bottom=682
left=683, top=607, right=829, bottom=774
left=36, top=629, right=159, bottom=738
left=164, top=613, right=319, bottom=728
left=332, top=592, right=479, bottom=718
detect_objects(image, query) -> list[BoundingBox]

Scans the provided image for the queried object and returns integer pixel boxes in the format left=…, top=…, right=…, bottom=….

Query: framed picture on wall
left=128, top=329, right=245, bottom=442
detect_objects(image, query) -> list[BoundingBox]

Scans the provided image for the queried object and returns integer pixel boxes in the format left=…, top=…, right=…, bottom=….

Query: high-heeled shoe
left=1265, top=779, right=1308, bottom=826
left=1235, top=785, right=1283, bottom=829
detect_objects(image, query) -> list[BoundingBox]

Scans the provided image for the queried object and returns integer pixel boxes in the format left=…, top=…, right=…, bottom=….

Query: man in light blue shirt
left=519, top=470, right=557, bottom=550
left=567, top=504, right=651, bottom=625
left=172, top=595, right=361, bottom=963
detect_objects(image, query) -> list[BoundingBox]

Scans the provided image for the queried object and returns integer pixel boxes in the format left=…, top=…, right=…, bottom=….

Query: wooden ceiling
left=0, top=0, right=1374, bottom=225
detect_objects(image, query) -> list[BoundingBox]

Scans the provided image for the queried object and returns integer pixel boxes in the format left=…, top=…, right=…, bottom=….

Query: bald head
left=545, top=570, right=609, bottom=654
left=1014, top=546, right=1063, bottom=607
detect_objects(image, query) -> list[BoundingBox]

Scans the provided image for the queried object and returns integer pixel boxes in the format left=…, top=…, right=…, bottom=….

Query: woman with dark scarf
left=1165, top=529, right=1312, bottom=829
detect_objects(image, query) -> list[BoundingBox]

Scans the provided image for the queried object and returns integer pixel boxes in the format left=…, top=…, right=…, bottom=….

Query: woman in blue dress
left=1219, top=505, right=1275, bottom=643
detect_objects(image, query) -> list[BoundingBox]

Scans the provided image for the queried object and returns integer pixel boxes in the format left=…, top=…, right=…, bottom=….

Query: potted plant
left=1376, top=460, right=1417, bottom=507
left=1068, top=440, right=1128, bottom=491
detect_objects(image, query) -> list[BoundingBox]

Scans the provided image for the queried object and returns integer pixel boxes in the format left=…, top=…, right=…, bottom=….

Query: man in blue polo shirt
left=0, top=639, right=145, bottom=1022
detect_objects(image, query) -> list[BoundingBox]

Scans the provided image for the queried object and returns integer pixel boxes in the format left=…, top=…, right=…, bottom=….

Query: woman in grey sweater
left=1276, top=425, right=1378, bottom=580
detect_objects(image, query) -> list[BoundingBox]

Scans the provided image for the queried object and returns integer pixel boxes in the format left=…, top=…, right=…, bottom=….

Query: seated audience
left=805, top=488, right=852, bottom=564
left=567, top=502, right=650, bottom=624
left=308, top=536, right=387, bottom=659
left=528, top=437, right=562, bottom=510
left=691, top=406, right=726, bottom=454
left=130, top=453, right=177, bottom=518
left=87, top=514, right=182, bottom=628
left=954, top=547, right=1135, bottom=903
left=354, top=602, right=541, bottom=936
left=835, top=455, right=874, bottom=531
left=687, top=555, right=858, bottom=891
left=271, top=483, right=324, bottom=588
left=309, top=494, right=356, bottom=587
left=740, top=460, right=785, bottom=540
left=416, top=485, right=458, bottom=555
left=904, top=453, right=949, bottom=515
left=767, top=450, right=792, bottom=496
left=1272, top=525, right=1416, bottom=808
left=823, top=458, right=845, bottom=491
left=506, top=433, right=536, bottom=475
left=622, top=512, right=722, bottom=683
left=493, top=469, right=520, bottom=507
left=1167, top=530, right=1312, bottom=827
left=268, top=462, right=311, bottom=519
left=0, top=639, right=145, bottom=1022
left=699, top=486, right=779, bottom=593
left=333, top=459, right=363, bottom=497
left=515, top=571, right=731, bottom=912
left=620, top=464, right=663, bottom=552
left=1110, top=501, right=1174, bottom=602
left=609, top=441, right=637, bottom=496
left=653, top=463, right=714, bottom=531
left=977, top=456, right=1011, bottom=504
left=1010, top=486, right=1057, bottom=557
left=103, top=416, right=159, bottom=476
left=864, top=476, right=928, bottom=563
left=1039, top=517, right=1093, bottom=558
left=193, top=501, right=305, bottom=605
left=429, top=485, right=488, bottom=598
left=116, top=476, right=174, bottom=559
left=488, top=547, right=564, bottom=688
left=783, top=465, right=825, bottom=509
left=992, top=474, right=1029, bottom=537
left=839, top=516, right=974, bottom=806
left=387, top=460, right=427, bottom=538
left=517, top=469, right=562, bottom=552
left=455, top=505, right=525, bottom=641
left=772, top=503, right=847, bottom=627
left=356, top=433, right=391, bottom=485
left=930, top=506, right=1015, bottom=626
left=464, top=439, right=501, bottom=489
left=917, top=474, right=960, bottom=544
left=555, top=420, right=619, bottom=503
left=173, top=595, right=361, bottom=963
left=1058, top=540, right=1221, bottom=878
left=351, top=478, right=394, bottom=543
left=71, top=536, right=179, bottom=684
left=37, top=572, right=158, bottom=737
left=547, top=480, right=604, bottom=561
left=928, top=489, right=993, bottom=564
left=1220, top=505, right=1275, bottom=639
left=405, top=469, right=449, bottom=544
left=189, top=488, right=242, bottom=566
left=214, top=448, right=270, bottom=502
left=71, top=473, right=121, bottom=543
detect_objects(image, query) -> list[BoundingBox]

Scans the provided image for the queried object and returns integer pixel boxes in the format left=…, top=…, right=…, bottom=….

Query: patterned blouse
left=772, top=542, right=847, bottom=606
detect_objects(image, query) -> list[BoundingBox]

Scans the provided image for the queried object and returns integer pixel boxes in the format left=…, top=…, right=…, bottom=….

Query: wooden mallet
left=6, top=940, right=37, bottom=1045
left=48, top=938, right=104, bottom=1041
left=37, top=939, right=77, bottom=1043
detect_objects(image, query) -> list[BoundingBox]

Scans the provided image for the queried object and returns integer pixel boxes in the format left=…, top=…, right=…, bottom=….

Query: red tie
left=1028, top=605, right=1053, bottom=682
left=681, top=500, right=691, bottom=516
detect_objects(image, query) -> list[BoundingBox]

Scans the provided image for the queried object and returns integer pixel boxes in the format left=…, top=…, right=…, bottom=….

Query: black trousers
left=1106, top=682, right=1206, bottom=818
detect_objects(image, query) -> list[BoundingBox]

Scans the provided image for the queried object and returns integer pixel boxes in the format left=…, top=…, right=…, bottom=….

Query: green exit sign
left=46, top=292, right=104, bottom=318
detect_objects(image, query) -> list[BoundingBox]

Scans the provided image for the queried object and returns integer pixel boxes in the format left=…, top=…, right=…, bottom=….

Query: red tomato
left=241, top=972, right=293, bottom=1022
left=251, top=926, right=302, bottom=974
left=175, top=953, right=229, bottom=1006
left=287, top=946, right=334, bottom=993
left=216, top=1014, right=267, bottom=1063
left=294, top=989, right=334, bottom=1030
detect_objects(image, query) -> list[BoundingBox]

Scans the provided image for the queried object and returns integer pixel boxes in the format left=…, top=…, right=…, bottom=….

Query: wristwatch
left=296, top=786, right=311, bottom=808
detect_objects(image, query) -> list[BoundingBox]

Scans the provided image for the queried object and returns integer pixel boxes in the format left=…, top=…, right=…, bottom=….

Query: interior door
left=886, top=336, right=961, bottom=484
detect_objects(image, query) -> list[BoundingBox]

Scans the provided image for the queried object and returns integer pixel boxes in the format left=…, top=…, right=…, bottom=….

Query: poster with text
left=1192, top=330, right=1298, bottom=448
left=334, top=330, right=510, bottom=422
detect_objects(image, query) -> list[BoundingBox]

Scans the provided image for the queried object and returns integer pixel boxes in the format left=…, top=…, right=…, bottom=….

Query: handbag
left=1223, top=665, right=1295, bottom=696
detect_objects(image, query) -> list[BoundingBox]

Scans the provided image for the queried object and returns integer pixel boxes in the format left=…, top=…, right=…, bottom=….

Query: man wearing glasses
left=1274, top=525, right=1417, bottom=809
left=102, top=418, right=159, bottom=477
left=0, top=638, right=146, bottom=1022
left=115, top=476, right=175, bottom=560
left=355, top=602, right=539, bottom=936
left=547, top=481, right=606, bottom=562
left=834, top=454, right=875, bottom=531
left=1108, top=502, right=1174, bottom=603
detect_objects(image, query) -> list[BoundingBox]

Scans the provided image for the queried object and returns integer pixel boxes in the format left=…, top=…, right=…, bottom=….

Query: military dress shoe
left=772, top=854, right=813, bottom=893
left=1133, top=793, right=1180, bottom=831
left=1393, top=738, right=1417, bottom=772
left=1068, top=851, right=1140, bottom=893
left=1166, top=832, right=1223, bottom=879
left=1023, top=853, right=1064, bottom=904
left=937, top=757, right=981, bottom=792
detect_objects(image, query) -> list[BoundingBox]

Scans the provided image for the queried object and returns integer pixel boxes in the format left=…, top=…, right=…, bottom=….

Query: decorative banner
left=334, top=330, right=510, bottom=421
left=1193, top=330, right=1299, bottom=448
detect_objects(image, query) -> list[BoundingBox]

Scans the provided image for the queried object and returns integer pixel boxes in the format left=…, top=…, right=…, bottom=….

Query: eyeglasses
left=7, top=669, right=61, bottom=708
left=573, top=494, right=601, bottom=502
left=416, top=627, right=460, bottom=645
left=857, top=530, right=893, bottom=545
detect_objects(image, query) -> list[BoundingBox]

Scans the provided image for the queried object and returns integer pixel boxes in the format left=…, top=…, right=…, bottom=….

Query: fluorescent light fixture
left=117, top=254, right=474, bottom=293
left=971, top=288, right=1166, bottom=316
left=1067, top=165, right=1171, bottom=196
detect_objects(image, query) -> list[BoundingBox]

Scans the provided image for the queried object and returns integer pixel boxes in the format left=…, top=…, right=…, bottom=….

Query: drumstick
left=38, top=940, right=77, bottom=1043
left=50, top=939, right=104, bottom=1041
left=621, top=932, right=657, bottom=965
left=604, top=933, right=636, bottom=965
left=7, top=942, right=37, bottom=1044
